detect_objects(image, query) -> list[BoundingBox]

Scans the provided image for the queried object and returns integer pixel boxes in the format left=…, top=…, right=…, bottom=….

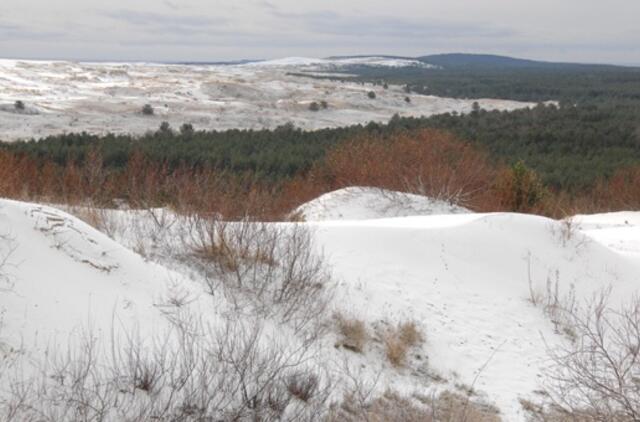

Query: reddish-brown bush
left=591, top=166, right=640, bottom=211
left=0, top=148, right=285, bottom=220
left=283, top=129, right=498, bottom=211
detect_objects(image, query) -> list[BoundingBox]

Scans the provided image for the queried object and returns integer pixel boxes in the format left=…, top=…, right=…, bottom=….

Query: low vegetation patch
left=0, top=319, right=332, bottom=421
left=328, top=390, right=432, bottom=422
left=142, top=103, right=154, bottom=115
left=189, top=218, right=333, bottom=332
left=541, top=292, right=640, bottom=421
left=287, top=371, right=320, bottom=403
left=335, top=314, right=368, bottom=353
left=432, top=391, right=502, bottom=422
left=329, top=389, right=501, bottom=422
left=382, top=321, right=424, bottom=367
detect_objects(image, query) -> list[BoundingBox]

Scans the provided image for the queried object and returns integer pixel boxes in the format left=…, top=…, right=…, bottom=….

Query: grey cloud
left=163, top=1, right=181, bottom=11
left=259, top=1, right=279, bottom=12
left=269, top=9, right=517, bottom=40
left=0, top=22, right=65, bottom=41
left=101, top=9, right=226, bottom=34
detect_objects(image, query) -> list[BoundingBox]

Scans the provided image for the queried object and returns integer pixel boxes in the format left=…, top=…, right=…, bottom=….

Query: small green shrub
left=142, top=104, right=154, bottom=115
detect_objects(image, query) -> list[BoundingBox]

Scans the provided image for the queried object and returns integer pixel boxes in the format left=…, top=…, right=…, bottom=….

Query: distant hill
left=323, top=53, right=638, bottom=71
left=417, top=53, right=629, bottom=70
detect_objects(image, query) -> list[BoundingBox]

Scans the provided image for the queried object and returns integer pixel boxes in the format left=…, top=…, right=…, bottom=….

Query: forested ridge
left=4, top=102, right=640, bottom=191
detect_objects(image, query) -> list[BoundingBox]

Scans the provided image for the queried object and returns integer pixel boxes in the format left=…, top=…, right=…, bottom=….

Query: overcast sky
left=1, top=0, right=639, bottom=65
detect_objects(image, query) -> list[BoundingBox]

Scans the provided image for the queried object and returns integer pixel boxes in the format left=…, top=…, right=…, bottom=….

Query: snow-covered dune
left=0, top=58, right=536, bottom=141
left=295, top=187, right=470, bottom=221
left=0, top=199, right=203, bottom=360
left=1, top=191, right=639, bottom=420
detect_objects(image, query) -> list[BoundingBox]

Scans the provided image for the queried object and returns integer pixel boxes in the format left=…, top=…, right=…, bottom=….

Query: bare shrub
left=190, top=218, right=278, bottom=273
left=1, top=318, right=333, bottom=421
left=558, top=217, right=578, bottom=247
left=525, top=253, right=577, bottom=340
left=0, top=229, right=16, bottom=376
left=335, top=314, right=368, bottom=353
left=287, top=371, right=319, bottom=402
left=187, top=217, right=333, bottom=332
left=544, top=291, right=640, bottom=421
left=519, top=398, right=594, bottom=421
left=67, top=205, right=123, bottom=240
left=0, top=231, right=16, bottom=292
left=547, top=216, right=589, bottom=251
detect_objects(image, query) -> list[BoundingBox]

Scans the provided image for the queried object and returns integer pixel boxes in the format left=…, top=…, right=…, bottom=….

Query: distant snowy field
left=2, top=188, right=640, bottom=420
left=0, top=57, right=537, bottom=141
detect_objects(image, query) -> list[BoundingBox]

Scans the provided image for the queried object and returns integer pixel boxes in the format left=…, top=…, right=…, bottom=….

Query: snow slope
left=1, top=191, right=640, bottom=420
left=313, top=213, right=640, bottom=419
left=0, top=58, right=536, bottom=141
left=0, top=199, right=206, bottom=365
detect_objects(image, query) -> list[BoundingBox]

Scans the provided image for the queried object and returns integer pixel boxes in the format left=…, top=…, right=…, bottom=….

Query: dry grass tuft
left=383, top=336, right=407, bottom=368
left=382, top=321, right=424, bottom=368
left=335, top=314, right=368, bottom=353
left=329, top=389, right=502, bottom=422
left=193, top=234, right=240, bottom=273
left=193, top=227, right=278, bottom=273
left=328, top=390, right=431, bottom=422
left=433, top=391, right=502, bottom=422
left=398, top=321, right=423, bottom=347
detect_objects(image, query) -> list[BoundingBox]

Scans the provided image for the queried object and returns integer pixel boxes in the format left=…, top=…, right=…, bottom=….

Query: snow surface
left=574, top=212, right=640, bottom=256
left=2, top=189, right=640, bottom=421
left=0, top=58, right=536, bottom=141
left=247, top=56, right=432, bottom=68
left=244, top=57, right=331, bottom=67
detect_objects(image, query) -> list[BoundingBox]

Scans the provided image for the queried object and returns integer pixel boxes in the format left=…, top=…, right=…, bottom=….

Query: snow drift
left=295, top=187, right=470, bottom=221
